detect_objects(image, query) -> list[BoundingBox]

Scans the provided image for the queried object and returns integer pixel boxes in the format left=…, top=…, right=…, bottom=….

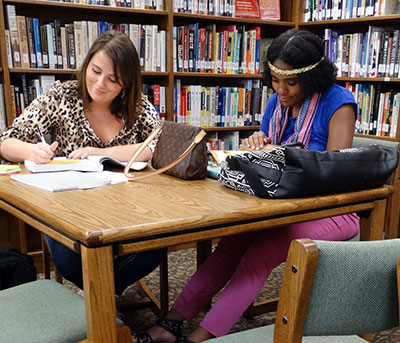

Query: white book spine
left=390, top=93, right=399, bottom=137
left=5, top=30, right=13, bottom=68
left=160, top=30, right=166, bottom=72
left=0, top=84, right=6, bottom=130
left=152, top=25, right=158, bottom=72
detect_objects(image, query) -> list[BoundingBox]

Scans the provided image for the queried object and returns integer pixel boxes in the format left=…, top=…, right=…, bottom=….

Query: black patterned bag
left=219, top=144, right=399, bottom=199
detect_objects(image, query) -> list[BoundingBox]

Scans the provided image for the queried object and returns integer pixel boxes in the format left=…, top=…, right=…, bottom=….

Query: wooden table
left=0, top=171, right=393, bottom=342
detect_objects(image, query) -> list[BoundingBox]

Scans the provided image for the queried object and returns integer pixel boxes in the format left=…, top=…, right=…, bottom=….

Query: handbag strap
left=235, top=158, right=270, bottom=198
left=124, top=122, right=206, bottom=181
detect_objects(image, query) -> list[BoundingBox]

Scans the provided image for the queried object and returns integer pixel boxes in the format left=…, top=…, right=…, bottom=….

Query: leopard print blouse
left=0, top=80, right=161, bottom=156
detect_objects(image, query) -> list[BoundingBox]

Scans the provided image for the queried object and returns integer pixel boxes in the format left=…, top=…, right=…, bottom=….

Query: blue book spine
left=225, top=87, right=231, bottom=127
left=218, top=87, right=226, bottom=127
left=173, top=86, right=177, bottom=122
left=32, top=18, right=43, bottom=68
left=193, top=22, right=199, bottom=72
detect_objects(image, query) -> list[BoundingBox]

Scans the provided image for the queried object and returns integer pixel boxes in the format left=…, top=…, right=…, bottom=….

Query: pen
left=36, top=125, right=47, bottom=144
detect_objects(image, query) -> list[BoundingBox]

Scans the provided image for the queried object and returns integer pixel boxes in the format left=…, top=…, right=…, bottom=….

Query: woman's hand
left=68, top=147, right=101, bottom=160
left=242, top=132, right=272, bottom=150
left=30, top=142, right=58, bottom=164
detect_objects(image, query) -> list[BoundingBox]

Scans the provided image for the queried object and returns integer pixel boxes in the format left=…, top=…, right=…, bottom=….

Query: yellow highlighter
left=47, top=159, right=81, bottom=164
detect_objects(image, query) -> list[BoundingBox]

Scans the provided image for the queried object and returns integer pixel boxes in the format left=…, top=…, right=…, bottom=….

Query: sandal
left=132, top=318, right=183, bottom=343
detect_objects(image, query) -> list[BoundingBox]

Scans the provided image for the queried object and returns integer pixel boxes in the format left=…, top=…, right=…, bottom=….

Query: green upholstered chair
left=205, top=238, right=400, bottom=343
left=351, top=136, right=400, bottom=239
left=0, top=279, right=130, bottom=343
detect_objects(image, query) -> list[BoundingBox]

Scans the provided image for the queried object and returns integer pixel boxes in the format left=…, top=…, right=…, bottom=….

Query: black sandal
left=133, top=318, right=183, bottom=343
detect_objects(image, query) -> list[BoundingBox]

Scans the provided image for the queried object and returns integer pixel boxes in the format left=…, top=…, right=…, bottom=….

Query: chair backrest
left=352, top=136, right=400, bottom=239
left=274, top=238, right=400, bottom=343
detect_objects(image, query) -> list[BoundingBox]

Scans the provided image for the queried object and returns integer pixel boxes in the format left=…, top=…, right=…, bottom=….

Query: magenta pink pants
left=172, top=213, right=359, bottom=337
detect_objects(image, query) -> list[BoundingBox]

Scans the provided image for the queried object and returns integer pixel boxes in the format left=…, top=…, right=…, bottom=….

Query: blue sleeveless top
left=260, top=84, right=357, bottom=151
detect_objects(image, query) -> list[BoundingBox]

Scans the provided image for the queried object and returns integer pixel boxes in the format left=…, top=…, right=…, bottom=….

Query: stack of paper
left=10, top=171, right=126, bottom=192
left=0, top=164, right=21, bottom=175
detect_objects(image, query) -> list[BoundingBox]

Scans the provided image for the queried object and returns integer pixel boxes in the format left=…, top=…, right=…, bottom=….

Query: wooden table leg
left=81, top=245, right=118, bottom=343
left=360, top=199, right=387, bottom=241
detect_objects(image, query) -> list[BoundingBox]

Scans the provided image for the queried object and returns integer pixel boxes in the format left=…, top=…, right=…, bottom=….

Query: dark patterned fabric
left=219, top=147, right=286, bottom=197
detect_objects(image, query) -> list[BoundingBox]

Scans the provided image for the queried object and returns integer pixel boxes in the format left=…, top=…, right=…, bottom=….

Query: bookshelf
left=296, top=1, right=400, bottom=142
left=0, top=0, right=296, bottom=138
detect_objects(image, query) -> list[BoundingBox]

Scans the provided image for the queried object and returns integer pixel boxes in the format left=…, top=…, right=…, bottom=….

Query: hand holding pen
left=30, top=125, right=58, bottom=164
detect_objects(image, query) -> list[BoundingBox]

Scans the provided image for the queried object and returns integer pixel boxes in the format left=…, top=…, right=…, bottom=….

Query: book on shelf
left=39, top=75, right=56, bottom=94
left=234, top=0, right=260, bottom=18
left=9, top=85, right=17, bottom=119
left=6, top=5, right=21, bottom=68
left=60, top=26, right=68, bottom=69
left=40, top=25, right=49, bottom=68
left=45, top=24, right=56, bottom=69
left=24, top=155, right=150, bottom=173
left=32, top=18, right=43, bottom=68
left=259, top=0, right=281, bottom=20
left=0, top=84, right=6, bottom=131
left=25, top=17, right=37, bottom=68
left=4, top=30, right=13, bottom=68
left=53, top=19, right=63, bottom=69
left=74, top=21, right=83, bottom=69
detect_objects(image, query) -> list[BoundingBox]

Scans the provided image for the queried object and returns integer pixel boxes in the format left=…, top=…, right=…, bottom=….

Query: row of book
left=5, top=5, right=166, bottom=72
left=9, top=75, right=167, bottom=121
left=174, top=0, right=281, bottom=20
left=207, top=131, right=240, bottom=151
left=304, top=0, right=399, bottom=21
left=173, top=23, right=269, bottom=74
left=10, top=75, right=56, bottom=118
left=47, top=0, right=164, bottom=10
left=173, top=79, right=272, bottom=127
left=346, top=82, right=399, bottom=138
left=142, top=84, right=166, bottom=119
left=324, top=26, right=400, bottom=79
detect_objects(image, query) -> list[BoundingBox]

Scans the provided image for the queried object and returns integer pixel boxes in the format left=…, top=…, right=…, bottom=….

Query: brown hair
left=77, top=30, right=142, bottom=128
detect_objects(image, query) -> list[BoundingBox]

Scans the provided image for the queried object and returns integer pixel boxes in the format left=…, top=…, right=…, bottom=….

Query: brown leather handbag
left=124, top=121, right=207, bottom=181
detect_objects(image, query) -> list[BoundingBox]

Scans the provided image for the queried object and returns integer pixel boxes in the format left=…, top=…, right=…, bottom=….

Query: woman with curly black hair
left=134, top=29, right=359, bottom=343
left=246, top=28, right=354, bottom=151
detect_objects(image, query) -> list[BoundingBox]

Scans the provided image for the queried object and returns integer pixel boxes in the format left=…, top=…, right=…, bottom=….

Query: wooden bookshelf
left=296, top=0, right=400, bottom=142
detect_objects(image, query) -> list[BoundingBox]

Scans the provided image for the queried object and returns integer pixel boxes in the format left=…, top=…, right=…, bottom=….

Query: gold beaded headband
left=268, top=57, right=324, bottom=75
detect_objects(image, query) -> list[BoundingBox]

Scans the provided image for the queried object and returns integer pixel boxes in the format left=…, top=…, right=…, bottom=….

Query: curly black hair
left=263, top=29, right=337, bottom=97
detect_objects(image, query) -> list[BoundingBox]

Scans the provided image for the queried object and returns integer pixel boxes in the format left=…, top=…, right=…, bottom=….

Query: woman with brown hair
left=0, top=30, right=167, bottom=295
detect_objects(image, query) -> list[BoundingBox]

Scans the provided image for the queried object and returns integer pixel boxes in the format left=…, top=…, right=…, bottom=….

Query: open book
left=24, top=155, right=150, bottom=173
left=209, top=150, right=246, bottom=165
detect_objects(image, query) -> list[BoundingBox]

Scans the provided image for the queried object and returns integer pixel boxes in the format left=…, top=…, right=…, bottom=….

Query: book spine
left=0, top=83, right=6, bottom=130
left=6, top=5, right=21, bottom=68
left=40, top=25, right=49, bottom=68
left=32, top=18, right=43, bottom=68
left=45, top=24, right=56, bottom=69
left=74, top=21, right=83, bottom=69
left=5, top=30, right=14, bottom=68
left=16, top=15, right=30, bottom=69
left=61, top=26, right=68, bottom=69
left=65, top=23, right=76, bottom=69
left=25, top=17, right=37, bottom=68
